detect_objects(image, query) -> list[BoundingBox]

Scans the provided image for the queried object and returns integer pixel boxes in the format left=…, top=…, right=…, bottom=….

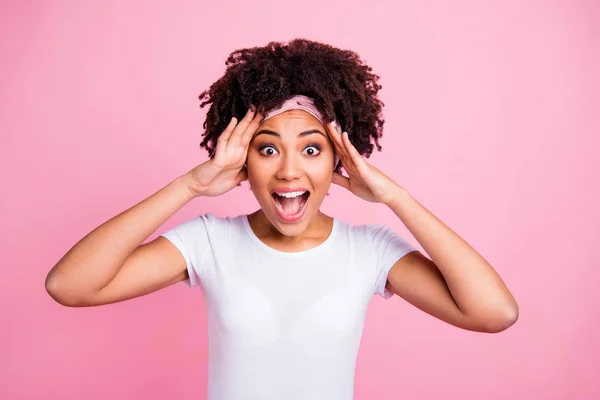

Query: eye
left=259, top=145, right=278, bottom=156
left=303, top=144, right=322, bottom=156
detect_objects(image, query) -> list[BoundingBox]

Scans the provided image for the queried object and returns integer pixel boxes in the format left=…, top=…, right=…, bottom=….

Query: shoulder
left=337, top=219, right=389, bottom=241
left=339, top=220, right=414, bottom=253
left=167, top=212, right=243, bottom=234
left=199, top=213, right=252, bottom=238
left=331, top=219, right=385, bottom=252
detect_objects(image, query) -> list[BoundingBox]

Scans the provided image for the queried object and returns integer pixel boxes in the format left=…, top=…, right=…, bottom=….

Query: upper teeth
left=276, top=191, right=306, bottom=198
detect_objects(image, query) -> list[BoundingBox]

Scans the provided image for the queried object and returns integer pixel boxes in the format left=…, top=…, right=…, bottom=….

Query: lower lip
left=272, top=194, right=309, bottom=223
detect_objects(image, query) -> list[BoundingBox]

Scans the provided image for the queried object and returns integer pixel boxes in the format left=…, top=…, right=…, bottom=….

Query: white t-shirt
left=160, top=213, right=418, bottom=400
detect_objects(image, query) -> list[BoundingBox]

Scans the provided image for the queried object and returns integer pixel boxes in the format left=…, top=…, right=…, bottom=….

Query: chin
left=270, top=212, right=314, bottom=237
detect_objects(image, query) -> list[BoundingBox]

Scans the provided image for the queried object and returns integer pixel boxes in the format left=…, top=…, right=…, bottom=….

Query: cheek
left=246, top=154, right=265, bottom=183
left=307, top=167, right=333, bottom=191
left=247, top=171, right=264, bottom=190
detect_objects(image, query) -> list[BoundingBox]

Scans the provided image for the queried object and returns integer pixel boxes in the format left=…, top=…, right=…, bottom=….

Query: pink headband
left=261, top=94, right=341, bottom=168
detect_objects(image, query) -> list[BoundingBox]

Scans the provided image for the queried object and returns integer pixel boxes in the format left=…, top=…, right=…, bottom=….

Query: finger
left=331, top=172, right=350, bottom=190
left=216, top=116, right=238, bottom=147
left=325, top=123, right=351, bottom=167
left=341, top=131, right=364, bottom=168
left=325, top=121, right=345, bottom=152
left=341, top=131, right=358, bottom=157
left=229, top=107, right=256, bottom=147
left=240, top=110, right=264, bottom=148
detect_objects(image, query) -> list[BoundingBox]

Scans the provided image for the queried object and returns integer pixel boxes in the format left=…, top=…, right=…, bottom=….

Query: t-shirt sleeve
left=367, top=224, right=419, bottom=299
left=159, top=213, right=214, bottom=288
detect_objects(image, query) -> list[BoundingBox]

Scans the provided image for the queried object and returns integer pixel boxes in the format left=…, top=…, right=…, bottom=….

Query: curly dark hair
left=198, top=38, right=385, bottom=173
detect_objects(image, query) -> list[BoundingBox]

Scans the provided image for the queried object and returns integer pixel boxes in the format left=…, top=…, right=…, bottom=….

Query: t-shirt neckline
left=241, top=214, right=338, bottom=258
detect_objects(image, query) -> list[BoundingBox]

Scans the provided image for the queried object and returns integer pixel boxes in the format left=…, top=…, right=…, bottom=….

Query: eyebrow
left=253, top=129, right=326, bottom=139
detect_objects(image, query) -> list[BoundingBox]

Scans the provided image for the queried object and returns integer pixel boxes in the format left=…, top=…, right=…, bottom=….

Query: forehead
left=259, top=109, right=324, bottom=131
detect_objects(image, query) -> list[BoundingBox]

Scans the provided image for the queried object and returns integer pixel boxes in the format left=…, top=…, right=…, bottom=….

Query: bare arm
left=45, top=174, right=196, bottom=306
left=45, top=107, right=263, bottom=307
left=324, top=121, right=518, bottom=333
left=385, top=189, right=518, bottom=332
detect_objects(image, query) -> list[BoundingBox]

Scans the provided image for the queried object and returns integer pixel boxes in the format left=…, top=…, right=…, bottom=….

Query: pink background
left=1, top=1, right=598, bottom=399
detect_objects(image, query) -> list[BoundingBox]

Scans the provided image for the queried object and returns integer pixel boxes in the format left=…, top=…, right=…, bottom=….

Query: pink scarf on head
left=261, top=94, right=342, bottom=168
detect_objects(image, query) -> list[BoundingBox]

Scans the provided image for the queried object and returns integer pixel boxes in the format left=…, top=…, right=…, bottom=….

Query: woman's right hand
left=184, top=107, right=263, bottom=198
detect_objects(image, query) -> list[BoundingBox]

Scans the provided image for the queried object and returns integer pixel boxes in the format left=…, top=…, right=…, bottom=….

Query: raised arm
left=45, top=107, right=263, bottom=307
left=45, top=175, right=196, bottom=306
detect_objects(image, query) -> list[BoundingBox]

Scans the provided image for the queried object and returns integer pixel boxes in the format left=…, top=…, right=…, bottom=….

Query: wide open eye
left=259, top=145, right=279, bottom=156
left=303, top=144, right=322, bottom=156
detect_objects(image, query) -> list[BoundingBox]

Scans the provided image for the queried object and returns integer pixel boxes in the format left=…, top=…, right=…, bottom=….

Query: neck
left=248, top=209, right=333, bottom=245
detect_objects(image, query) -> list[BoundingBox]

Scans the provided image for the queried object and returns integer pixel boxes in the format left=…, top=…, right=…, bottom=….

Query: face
left=246, top=109, right=336, bottom=237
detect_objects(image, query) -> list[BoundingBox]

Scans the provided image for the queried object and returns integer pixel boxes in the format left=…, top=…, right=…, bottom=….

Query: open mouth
left=271, top=191, right=310, bottom=222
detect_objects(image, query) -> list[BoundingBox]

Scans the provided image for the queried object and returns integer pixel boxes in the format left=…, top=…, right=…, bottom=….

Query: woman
left=46, top=39, right=518, bottom=399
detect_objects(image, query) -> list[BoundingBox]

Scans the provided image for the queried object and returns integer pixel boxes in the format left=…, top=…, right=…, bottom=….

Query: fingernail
left=250, top=104, right=256, bottom=112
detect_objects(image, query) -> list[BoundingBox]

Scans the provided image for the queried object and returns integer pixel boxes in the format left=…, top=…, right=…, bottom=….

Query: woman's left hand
left=326, top=122, right=404, bottom=206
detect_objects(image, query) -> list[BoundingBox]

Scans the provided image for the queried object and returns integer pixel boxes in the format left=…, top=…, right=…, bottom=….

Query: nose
left=275, top=152, right=304, bottom=181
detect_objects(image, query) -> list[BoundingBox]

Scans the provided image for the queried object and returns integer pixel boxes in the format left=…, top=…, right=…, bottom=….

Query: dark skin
left=244, top=107, right=518, bottom=333
left=245, top=109, right=336, bottom=251
left=194, top=105, right=518, bottom=333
